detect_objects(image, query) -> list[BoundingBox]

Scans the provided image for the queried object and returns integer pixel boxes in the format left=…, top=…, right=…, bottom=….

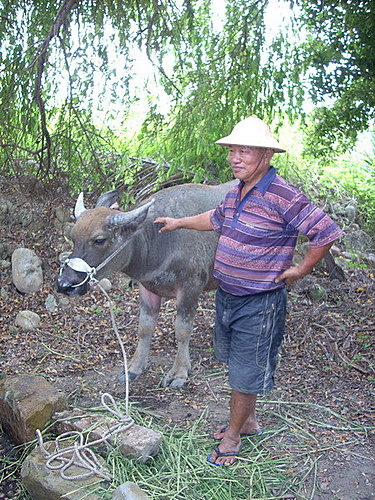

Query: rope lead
left=36, top=280, right=133, bottom=481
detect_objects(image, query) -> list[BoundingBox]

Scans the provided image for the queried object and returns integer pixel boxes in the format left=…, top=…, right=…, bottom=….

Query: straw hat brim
left=215, top=135, right=286, bottom=153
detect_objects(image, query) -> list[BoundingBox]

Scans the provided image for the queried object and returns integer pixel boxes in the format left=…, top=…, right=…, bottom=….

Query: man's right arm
left=154, top=210, right=213, bottom=233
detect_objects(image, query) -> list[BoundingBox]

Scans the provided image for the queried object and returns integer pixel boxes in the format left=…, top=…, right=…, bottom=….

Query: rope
left=36, top=280, right=133, bottom=481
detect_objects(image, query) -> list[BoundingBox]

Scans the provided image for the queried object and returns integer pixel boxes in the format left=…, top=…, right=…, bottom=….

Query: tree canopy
left=0, top=0, right=373, bottom=189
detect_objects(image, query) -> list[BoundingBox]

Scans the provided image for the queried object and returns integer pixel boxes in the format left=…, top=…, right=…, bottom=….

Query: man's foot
left=206, top=437, right=242, bottom=466
left=213, top=423, right=262, bottom=440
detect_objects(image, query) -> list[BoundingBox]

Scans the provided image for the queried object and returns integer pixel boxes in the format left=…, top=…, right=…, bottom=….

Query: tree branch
left=33, top=0, right=79, bottom=177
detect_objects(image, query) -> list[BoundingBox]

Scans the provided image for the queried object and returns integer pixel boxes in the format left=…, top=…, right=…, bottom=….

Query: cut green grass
left=1, top=399, right=373, bottom=499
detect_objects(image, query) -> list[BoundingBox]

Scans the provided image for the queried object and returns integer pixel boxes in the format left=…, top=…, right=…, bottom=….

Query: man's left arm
left=275, top=242, right=334, bottom=286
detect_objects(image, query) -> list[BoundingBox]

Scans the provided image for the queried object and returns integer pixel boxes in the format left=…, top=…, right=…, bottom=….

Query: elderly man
left=154, top=116, right=342, bottom=466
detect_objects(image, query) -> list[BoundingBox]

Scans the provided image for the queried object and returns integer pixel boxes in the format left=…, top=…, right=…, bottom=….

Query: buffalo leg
left=161, top=288, right=200, bottom=388
left=127, top=284, right=161, bottom=380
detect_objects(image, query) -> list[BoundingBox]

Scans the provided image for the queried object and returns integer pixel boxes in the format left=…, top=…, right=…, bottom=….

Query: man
left=154, top=116, right=343, bottom=466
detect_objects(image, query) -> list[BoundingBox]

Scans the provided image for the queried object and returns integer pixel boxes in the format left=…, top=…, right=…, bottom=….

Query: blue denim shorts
left=214, top=287, right=287, bottom=394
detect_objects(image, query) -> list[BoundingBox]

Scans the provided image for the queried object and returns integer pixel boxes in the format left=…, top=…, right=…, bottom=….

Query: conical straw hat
left=215, top=116, right=286, bottom=153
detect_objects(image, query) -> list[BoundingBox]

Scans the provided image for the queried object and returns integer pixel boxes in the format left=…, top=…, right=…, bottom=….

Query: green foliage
left=294, top=0, right=375, bottom=154
left=0, top=0, right=373, bottom=193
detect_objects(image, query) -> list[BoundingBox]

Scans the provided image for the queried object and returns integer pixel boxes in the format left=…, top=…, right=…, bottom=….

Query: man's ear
left=265, top=148, right=275, bottom=162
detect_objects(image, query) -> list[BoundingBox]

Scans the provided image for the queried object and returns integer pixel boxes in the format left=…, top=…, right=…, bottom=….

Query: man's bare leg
left=213, top=391, right=260, bottom=440
left=208, top=391, right=259, bottom=465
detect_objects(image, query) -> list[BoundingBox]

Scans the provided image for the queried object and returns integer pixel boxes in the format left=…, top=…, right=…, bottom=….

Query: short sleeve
left=283, top=193, right=343, bottom=247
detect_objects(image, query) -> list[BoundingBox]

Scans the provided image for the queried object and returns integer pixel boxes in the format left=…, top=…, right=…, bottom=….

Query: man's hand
left=154, top=211, right=214, bottom=233
left=275, top=242, right=334, bottom=286
left=154, top=217, right=181, bottom=233
left=274, top=266, right=305, bottom=286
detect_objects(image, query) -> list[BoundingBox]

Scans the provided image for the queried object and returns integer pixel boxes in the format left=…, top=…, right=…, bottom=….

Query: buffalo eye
left=93, top=238, right=106, bottom=246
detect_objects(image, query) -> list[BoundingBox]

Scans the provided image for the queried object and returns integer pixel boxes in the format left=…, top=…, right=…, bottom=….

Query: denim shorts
left=214, top=286, right=287, bottom=394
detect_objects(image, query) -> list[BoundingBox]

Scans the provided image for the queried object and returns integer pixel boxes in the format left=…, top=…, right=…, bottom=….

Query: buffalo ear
left=96, top=190, right=121, bottom=208
left=107, top=199, right=155, bottom=229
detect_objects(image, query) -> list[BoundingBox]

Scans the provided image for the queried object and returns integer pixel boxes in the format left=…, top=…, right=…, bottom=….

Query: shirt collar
left=238, top=166, right=276, bottom=196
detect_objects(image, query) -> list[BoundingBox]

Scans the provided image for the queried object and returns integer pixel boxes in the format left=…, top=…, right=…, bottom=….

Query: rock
left=12, top=247, right=43, bottom=293
left=55, top=206, right=72, bottom=223
left=54, top=409, right=162, bottom=462
left=45, top=294, right=58, bottom=313
left=98, top=278, right=112, bottom=291
left=344, top=204, right=357, bottom=221
left=342, top=251, right=360, bottom=263
left=0, top=259, right=11, bottom=268
left=0, top=196, right=12, bottom=221
left=63, top=222, right=74, bottom=240
left=362, top=253, right=375, bottom=267
left=112, top=482, right=151, bottom=500
left=330, top=244, right=341, bottom=257
left=59, top=251, right=70, bottom=264
left=0, top=375, right=68, bottom=444
left=342, top=230, right=373, bottom=254
left=21, top=440, right=105, bottom=500
left=1, top=285, right=10, bottom=300
left=0, top=242, right=12, bottom=260
left=58, top=296, right=71, bottom=310
left=307, top=284, right=328, bottom=303
left=15, top=310, right=41, bottom=330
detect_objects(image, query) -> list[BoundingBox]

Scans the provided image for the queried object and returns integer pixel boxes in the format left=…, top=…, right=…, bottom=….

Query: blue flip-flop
left=206, top=445, right=241, bottom=466
left=214, top=425, right=263, bottom=440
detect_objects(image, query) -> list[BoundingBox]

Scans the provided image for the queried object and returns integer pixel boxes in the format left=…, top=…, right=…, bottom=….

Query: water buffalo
left=56, top=180, right=236, bottom=387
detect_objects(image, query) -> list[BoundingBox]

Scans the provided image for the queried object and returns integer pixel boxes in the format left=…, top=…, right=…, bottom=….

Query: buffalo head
left=56, top=190, right=154, bottom=296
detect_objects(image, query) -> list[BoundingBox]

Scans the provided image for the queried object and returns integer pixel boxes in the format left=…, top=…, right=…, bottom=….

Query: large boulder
left=12, top=247, right=43, bottom=293
left=21, top=440, right=105, bottom=500
left=0, top=375, right=68, bottom=444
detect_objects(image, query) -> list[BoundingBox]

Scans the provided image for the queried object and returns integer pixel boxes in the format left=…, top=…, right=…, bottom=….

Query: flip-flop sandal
left=206, top=445, right=242, bottom=467
left=214, top=425, right=263, bottom=440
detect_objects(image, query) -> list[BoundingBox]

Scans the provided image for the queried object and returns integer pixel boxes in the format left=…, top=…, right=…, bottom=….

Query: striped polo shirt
left=210, top=167, right=343, bottom=296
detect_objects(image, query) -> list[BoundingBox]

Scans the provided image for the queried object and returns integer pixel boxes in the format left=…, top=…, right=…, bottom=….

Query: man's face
left=228, top=145, right=273, bottom=185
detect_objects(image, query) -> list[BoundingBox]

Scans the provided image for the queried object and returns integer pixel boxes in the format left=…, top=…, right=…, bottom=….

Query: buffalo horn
left=108, top=199, right=155, bottom=227
left=74, top=192, right=87, bottom=219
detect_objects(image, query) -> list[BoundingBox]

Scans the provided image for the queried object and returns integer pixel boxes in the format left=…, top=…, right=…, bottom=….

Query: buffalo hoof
left=161, top=375, right=187, bottom=388
left=118, top=370, right=138, bottom=383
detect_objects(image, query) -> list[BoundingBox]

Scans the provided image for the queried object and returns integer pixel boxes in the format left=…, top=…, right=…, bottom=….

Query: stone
left=15, top=310, right=41, bottom=330
left=330, top=244, right=341, bottom=257
left=344, top=204, right=357, bottom=221
left=12, top=247, right=43, bottom=293
left=342, top=230, right=373, bottom=254
left=21, top=440, right=105, bottom=500
left=55, top=206, right=72, bottom=223
left=98, top=278, right=112, bottom=291
left=45, top=293, right=58, bottom=313
left=58, top=296, right=71, bottom=310
left=54, top=409, right=162, bottom=462
left=307, top=283, right=328, bottom=303
left=63, top=222, right=74, bottom=240
left=0, top=196, right=12, bottom=221
left=362, top=253, right=375, bottom=267
left=112, top=482, right=151, bottom=500
left=0, top=241, right=14, bottom=260
left=0, top=375, right=68, bottom=444
left=342, top=251, right=360, bottom=263
left=1, top=285, right=10, bottom=300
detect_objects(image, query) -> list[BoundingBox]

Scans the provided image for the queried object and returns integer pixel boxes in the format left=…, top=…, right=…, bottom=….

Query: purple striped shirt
left=210, top=167, right=343, bottom=296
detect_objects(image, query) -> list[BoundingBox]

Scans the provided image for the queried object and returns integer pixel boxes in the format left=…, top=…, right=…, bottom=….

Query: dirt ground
left=0, top=176, right=374, bottom=499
